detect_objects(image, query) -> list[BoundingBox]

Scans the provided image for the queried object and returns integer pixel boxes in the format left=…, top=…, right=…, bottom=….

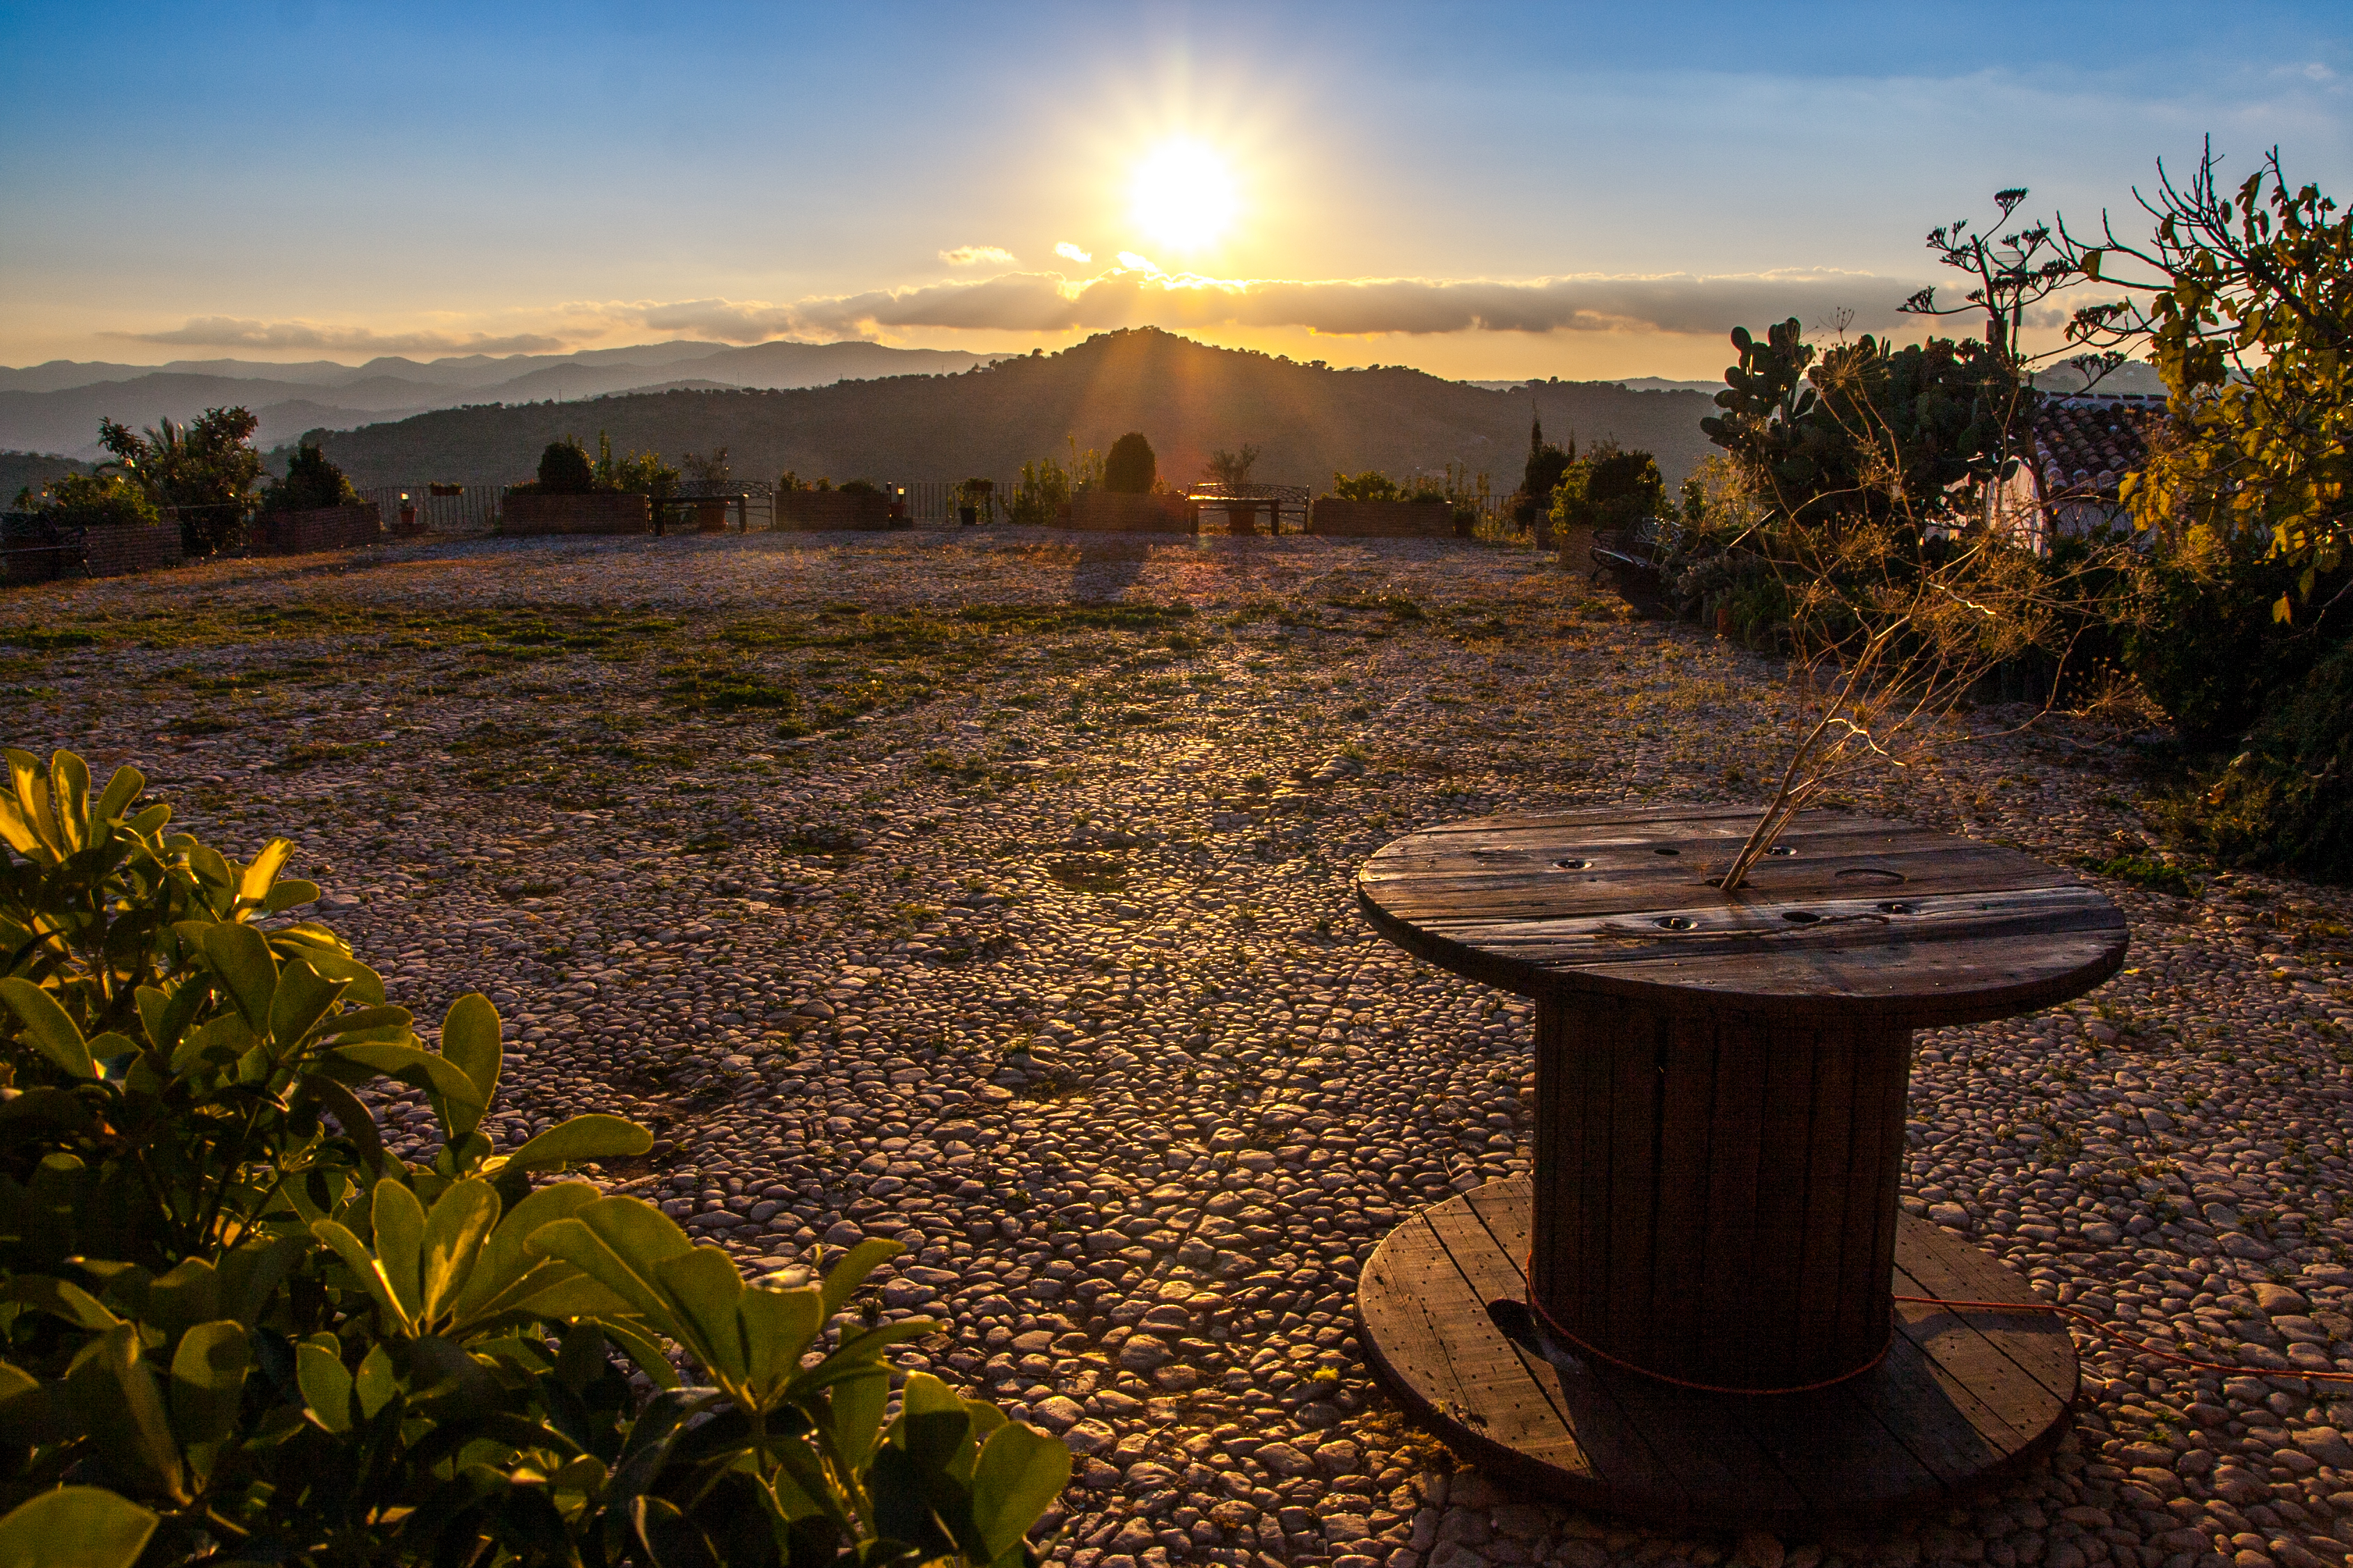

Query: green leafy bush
left=2162, top=638, right=2353, bottom=882
left=533, top=438, right=597, bottom=495
left=2126, top=531, right=2335, bottom=747
left=1101, top=434, right=1155, bottom=496
left=95, top=409, right=262, bottom=556
left=1550, top=442, right=1665, bottom=536
left=1327, top=471, right=1403, bottom=503
left=258, top=443, right=361, bottom=516
left=1006, top=459, right=1071, bottom=527
left=13, top=472, right=161, bottom=530
left=0, top=749, right=1068, bottom=1567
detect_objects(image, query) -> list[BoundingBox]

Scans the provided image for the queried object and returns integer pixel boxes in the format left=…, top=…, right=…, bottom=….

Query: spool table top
left=1356, top=804, right=2126, bottom=1028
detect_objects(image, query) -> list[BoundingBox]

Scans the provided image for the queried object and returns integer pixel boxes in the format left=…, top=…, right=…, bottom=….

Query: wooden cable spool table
left=1351, top=805, right=2127, bottom=1523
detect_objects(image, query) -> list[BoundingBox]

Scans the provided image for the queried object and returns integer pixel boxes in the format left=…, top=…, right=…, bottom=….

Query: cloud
left=1054, top=242, right=1092, bottom=264
left=938, top=245, right=1017, bottom=267
left=111, top=264, right=1944, bottom=363
left=773, top=262, right=1932, bottom=341
left=111, top=316, right=566, bottom=355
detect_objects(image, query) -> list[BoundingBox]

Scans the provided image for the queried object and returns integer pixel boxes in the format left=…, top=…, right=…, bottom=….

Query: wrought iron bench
left=1589, top=517, right=1678, bottom=613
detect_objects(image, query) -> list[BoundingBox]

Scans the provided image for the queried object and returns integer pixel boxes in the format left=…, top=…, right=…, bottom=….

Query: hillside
left=312, top=328, right=1722, bottom=494
left=0, top=340, right=1000, bottom=457
left=0, top=450, right=90, bottom=503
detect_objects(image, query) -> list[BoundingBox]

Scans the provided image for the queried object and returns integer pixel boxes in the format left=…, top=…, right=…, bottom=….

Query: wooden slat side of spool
left=1529, top=1001, right=1911, bottom=1389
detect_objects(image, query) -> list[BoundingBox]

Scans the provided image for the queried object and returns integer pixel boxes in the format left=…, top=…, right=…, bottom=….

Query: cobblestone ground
left=6, top=527, right=2352, bottom=1568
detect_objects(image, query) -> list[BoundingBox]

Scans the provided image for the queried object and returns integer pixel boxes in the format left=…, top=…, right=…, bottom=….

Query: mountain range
left=0, top=340, right=1000, bottom=458
left=305, top=328, right=1724, bottom=496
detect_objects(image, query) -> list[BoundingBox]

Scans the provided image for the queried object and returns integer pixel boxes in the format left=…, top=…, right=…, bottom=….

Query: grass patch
left=271, top=741, right=366, bottom=772
left=0, top=626, right=98, bottom=649
left=661, top=658, right=803, bottom=715
left=2079, top=853, right=2201, bottom=898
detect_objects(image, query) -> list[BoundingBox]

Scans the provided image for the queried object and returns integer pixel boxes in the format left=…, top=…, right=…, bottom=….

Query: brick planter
left=1308, top=499, right=1456, bottom=539
left=776, top=491, right=892, bottom=531
left=1055, top=493, right=1198, bottom=534
left=249, top=503, right=384, bottom=555
left=500, top=493, right=652, bottom=536
left=85, top=525, right=185, bottom=578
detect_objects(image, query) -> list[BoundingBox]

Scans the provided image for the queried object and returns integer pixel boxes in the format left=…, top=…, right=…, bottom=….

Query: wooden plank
left=1603, top=1017, right=1663, bottom=1362
left=1791, top=1023, right=1861, bottom=1359
left=1449, top=1189, right=1779, bottom=1523
left=1696, top=1017, right=1769, bottom=1367
left=1723, top=1343, right=1969, bottom=1507
left=1833, top=1031, right=1909, bottom=1356
left=1893, top=1223, right=2080, bottom=1407
left=1746, top=1026, right=1818, bottom=1384
left=1646, top=1018, right=1717, bottom=1362
left=1357, top=1213, right=1598, bottom=1478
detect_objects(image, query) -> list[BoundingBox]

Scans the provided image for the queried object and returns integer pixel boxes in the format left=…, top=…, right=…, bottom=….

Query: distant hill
left=0, top=450, right=92, bottom=505
left=310, top=328, right=1723, bottom=495
left=0, top=340, right=1002, bottom=457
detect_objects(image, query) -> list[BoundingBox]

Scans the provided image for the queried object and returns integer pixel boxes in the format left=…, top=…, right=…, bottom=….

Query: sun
left=1128, top=139, right=1237, bottom=254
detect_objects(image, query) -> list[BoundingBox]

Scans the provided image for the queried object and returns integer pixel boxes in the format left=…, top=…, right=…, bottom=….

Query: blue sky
left=2, top=1, right=2347, bottom=377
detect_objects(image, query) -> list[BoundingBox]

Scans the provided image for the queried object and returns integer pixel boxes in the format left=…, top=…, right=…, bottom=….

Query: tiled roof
left=2030, top=396, right=2166, bottom=502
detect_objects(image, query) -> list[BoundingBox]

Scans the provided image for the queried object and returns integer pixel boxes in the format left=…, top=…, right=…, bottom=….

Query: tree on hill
left=96, top=406, right=261, bottom=553
left=1516, top=409, right=1575, bottom=526
left=259, top=440, right=361, bottom=514
left=534, top=437, right=596, bottom=493
left=1104, top=431, right=1156, bottom=493
left=1549, top=441, right=1665, bottom=534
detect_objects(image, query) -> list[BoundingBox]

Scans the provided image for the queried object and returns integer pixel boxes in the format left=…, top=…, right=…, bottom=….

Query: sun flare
left=1128, top=140, right=1237, bottom=254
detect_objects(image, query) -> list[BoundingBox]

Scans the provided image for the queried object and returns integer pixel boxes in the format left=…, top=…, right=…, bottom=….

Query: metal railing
left=359, top=484, right=509, bottom=536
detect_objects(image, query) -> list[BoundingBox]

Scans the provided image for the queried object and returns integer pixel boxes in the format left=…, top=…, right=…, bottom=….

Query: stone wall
left=249, top=503, right=384, bottom=555
left=85, top=525, right=185, bottom=578
left=1307, top=499, right=1457, bottom=539
left=500, top=493, right=652, bottom=536
left=1055, top=493, right=1198, bottom=534
left=776, top=491, right=893, bottom=531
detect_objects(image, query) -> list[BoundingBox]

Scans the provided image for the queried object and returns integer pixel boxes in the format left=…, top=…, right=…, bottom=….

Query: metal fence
left=359, top=484, right=508, bottom=536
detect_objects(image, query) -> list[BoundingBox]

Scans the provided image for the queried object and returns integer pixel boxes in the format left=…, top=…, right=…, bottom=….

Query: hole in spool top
left=1653, top=847, right=1681, bottom=857
left=1552, top=858, right=1589, bottom=870
left=1834, top=866, right=1906, bottom=884
left=1781, top=910, right=1823, bottom=924
left=1656, top=915, right=1697, bottom=930
left=1878, top=901, right=1921, bottom=915
left=1766, top=845, right=1797, bottom=857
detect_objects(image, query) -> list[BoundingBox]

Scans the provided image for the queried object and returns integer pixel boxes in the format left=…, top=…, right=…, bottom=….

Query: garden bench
left=1589, top=518, right=1678, bottom=612
left=1351, top=803, right=2125, bottom=1524
left=0, top=512, right=86, bottom=585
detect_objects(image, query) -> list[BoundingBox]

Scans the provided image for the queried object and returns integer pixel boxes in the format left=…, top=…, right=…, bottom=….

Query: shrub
left=258, top=441, right=361, bottom=515
left=13, top=471, right=159, bottom=529
left=1550, top=442, right=1665, bottom=535
left=1102, top=434, right=1155, bottom=495
left=1328, top=471, right=1403, bottom=503
left=1007, top=458, right=1071, bottom=526
left=2162, top=638, right=2353, bottom=882
left=1406, top=487, right=1445, bottom=505
left=596, top=435, right=676, bottom=499
left=535, top=438, right=596, bottom=494
left=838, top=480, right=883, bottom=498
left=96, top=409, right=262, bottom=556
left=2126, top=530, right=2334, bottom=747
left=0, top=748, right=1069, bottom=1567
